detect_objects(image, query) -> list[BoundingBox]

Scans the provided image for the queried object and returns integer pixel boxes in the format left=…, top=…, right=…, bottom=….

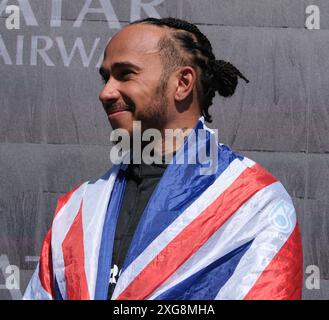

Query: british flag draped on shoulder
left=24, top=118, right=303, bottom=300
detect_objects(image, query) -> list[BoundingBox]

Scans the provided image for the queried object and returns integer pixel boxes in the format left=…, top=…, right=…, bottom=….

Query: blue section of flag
left=154, top=239, right=254, bottom=300
left=95, top=167, right=127, bottom=299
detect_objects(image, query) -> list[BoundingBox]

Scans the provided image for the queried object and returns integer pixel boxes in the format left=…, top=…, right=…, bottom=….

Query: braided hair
left=130, top=17, right=249, bottom=123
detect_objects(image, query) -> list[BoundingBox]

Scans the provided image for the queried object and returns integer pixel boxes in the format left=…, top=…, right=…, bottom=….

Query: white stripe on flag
left=82, top=166, right=120, bottom=299
left=242, top=157, right=255, bottom=168
left=23, top=264, right=53, bottom=300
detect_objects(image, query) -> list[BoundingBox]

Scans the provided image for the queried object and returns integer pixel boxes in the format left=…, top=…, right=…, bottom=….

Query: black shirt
left=107, top=161, right=168, bottom=299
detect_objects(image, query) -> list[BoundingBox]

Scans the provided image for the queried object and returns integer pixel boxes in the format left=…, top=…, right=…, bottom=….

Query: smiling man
left=98, top=22, right=203, bottom=135
left=24, top=18, right=303, bottom=300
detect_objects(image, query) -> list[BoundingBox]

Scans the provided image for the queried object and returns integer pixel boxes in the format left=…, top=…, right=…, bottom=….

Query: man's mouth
left=106, top=104, right=133, bottom=116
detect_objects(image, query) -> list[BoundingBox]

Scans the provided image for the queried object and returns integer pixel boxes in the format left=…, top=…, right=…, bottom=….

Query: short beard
left=136, top=71, right=169, bottom=133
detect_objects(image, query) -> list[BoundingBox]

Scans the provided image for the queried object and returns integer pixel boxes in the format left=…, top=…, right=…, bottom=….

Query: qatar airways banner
left=0, top=0, right=173, bottom=68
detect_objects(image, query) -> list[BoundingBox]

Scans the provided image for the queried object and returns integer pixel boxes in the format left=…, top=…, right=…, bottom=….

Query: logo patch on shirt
left=109, top=264, right=122, bottom=284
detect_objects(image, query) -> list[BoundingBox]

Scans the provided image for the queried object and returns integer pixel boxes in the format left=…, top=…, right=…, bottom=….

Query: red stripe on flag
left=244, top=224, right=303, bottom=300
left=117, top=164, right=277, bottom=300
left=54, top=184, right=82, bottom=218
left=38, top=184, right=81, bottom=297
left=62, top=201, right=90, bottom=300
left=38, top=229, right=55, bottom=298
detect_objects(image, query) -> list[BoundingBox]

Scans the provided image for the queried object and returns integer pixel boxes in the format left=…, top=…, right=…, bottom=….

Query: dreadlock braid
left=130, top=17, right=249, bottom=123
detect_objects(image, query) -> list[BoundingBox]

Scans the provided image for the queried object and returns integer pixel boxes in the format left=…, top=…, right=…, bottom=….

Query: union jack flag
left=24, top=119, right=303, bottom=300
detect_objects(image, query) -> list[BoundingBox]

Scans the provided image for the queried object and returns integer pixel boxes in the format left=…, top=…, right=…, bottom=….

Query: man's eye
left=119, top=70, right=133, bottom=79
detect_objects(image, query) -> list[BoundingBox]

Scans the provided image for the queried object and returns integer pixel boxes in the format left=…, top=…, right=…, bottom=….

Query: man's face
left=99, top=24, right=171, bottom=135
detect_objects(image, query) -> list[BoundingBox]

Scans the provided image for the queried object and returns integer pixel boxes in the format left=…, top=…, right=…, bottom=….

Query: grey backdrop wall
left=0, top=0, right=328, bottom=300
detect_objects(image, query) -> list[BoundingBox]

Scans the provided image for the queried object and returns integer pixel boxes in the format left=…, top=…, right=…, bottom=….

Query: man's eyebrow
left=99, top=62, right=141, bottom=77
left=112, top=62, right=141, bottom=71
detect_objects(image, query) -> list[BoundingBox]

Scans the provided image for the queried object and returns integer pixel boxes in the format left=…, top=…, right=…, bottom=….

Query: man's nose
left=99, top=79, right=121, bottom=104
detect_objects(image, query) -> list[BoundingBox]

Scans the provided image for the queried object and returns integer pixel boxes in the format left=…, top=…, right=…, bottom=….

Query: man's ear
left=174, top=66, right=197, bottom=101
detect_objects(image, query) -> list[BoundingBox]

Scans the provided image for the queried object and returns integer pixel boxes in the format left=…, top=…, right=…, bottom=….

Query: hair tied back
left=209, top=59, right=249, bottom=97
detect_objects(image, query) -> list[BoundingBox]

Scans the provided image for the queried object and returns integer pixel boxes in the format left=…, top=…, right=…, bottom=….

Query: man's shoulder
left=52, top=165, right=120, bottom=220
left=217, top=143, right=292, bottom=200
left=218, top=143, right=272, bottom=175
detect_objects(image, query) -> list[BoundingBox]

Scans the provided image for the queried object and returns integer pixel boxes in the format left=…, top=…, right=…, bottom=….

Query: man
left=24, top=17, right=303, bottom=300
